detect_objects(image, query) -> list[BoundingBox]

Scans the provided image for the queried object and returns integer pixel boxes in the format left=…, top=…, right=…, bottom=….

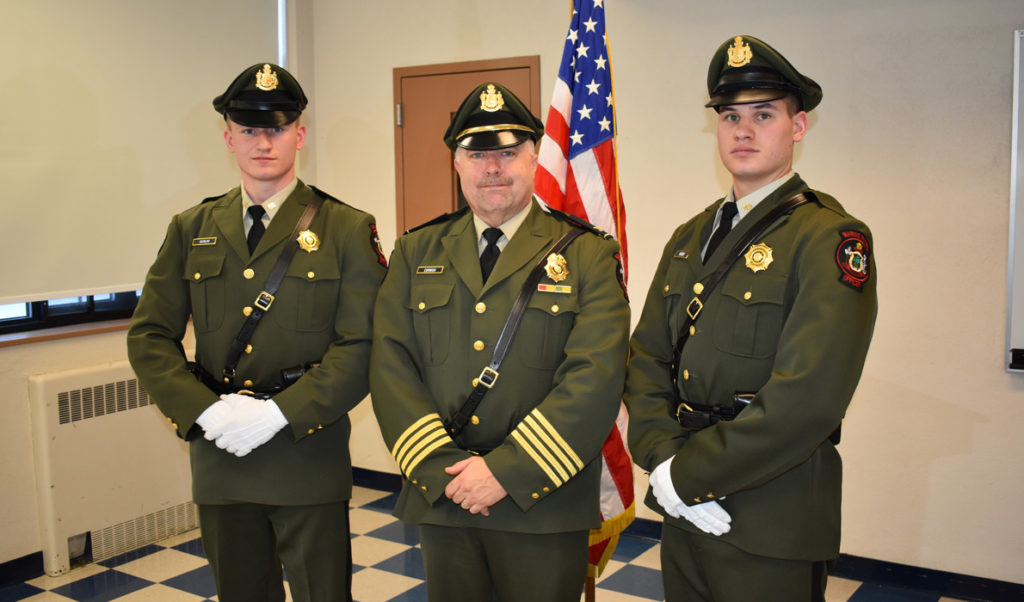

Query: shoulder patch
left=541, top=206, right=613, bottom=240
left=369, top=224, right=387, bottom=267
left=614, top=252, right=628, bottom=301
left=404, top=206, right=470, bottom=235
left=836, top=230, right=870, bottom=290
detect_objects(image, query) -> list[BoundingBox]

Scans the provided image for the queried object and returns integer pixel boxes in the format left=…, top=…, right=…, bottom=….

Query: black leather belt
left=675, top=397, right=842, bottom=445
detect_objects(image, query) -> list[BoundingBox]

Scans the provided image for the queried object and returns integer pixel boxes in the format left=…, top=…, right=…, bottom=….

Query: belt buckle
left=686, top=297, right=703, bottom=320
left=254, top=291, right=275, bottom=311
left=477, top=367, right=499, bottom=389
left=675, top=401, right=695, bottom=421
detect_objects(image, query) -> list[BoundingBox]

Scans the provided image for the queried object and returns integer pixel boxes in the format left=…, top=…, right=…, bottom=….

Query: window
left=0, top=291, right=140, bottom=335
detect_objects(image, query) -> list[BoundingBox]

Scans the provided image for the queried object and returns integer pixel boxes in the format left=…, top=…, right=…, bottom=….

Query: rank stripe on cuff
left=393, top=414, right=450, bottom=475
left=510, top=409, right=584, bottom=487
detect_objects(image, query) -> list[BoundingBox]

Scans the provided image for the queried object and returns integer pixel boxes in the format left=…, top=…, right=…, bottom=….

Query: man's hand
left=203, top=395, right=288, bottom=457
left=675, top=500, right=732, bottom=536
left=444, top=456, right=507, bottom=516
left=649, top=456, right=685, bottom=517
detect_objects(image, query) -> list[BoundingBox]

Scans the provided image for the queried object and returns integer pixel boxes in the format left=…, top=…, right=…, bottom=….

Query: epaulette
left=200, top=194, right=227, bottom=204
left=308, top=185, right=350, bottom=208
left=541, top=205, right=613, bottom=240
left=404, top=206, right=470, bottom=235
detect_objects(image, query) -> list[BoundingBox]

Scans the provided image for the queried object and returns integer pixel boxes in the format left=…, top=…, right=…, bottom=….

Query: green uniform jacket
left=624, top=175, right=877, bottom=560
left=127, top=182, right=386, bottom=506
left=370, top=200, right=629, bottom=533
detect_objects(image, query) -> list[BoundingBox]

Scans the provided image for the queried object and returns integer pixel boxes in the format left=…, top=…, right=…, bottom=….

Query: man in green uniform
left=127, top=63, right=386, bottom=602
left=624, top=36, right=878, bottom=601
left=369, top=82, right=629, bottom=602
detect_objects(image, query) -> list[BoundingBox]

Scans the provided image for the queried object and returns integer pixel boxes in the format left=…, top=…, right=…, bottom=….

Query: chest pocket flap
left=713, top=272, right=788, bottom=358
left=408, top=281, right=455, bottom=365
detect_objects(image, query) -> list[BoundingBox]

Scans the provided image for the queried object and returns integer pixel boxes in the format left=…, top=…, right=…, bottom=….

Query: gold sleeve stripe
left=398, top=426, right=449, bottom=474
left=405, top=434, right=451, bottom=476
left=522, top=415, right=576, bottom=477
left=512, top=431, right=563, bottom=486
left=391, top=413, right=440, bottom=456
left=529, top=409, right=584, bottom=470
left=518, top=422, right=571, bottom=483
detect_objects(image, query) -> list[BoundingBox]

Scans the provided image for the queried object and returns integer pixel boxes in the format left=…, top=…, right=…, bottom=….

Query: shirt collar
left=729, top=171, right=795, bottom=221
left=473, top=199, right=532, bottom=253
left=241, top=178, right=298, bottom=223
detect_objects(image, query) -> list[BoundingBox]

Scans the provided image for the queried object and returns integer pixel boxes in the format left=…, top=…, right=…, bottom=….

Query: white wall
left=307, top=0, right=1024, bottom=585
left=2, top=0, right=1023, bottom=587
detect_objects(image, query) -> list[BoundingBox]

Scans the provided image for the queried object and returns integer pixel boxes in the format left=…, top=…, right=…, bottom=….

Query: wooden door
left=393, top=56, right=541, bottom=233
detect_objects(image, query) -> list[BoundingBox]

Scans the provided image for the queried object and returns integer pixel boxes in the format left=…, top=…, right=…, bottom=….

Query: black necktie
left=479, top=227, right=504, bottom=282
left=247, top=205, right=266, bottom=255
left=703, top=201, right=738, bottom=263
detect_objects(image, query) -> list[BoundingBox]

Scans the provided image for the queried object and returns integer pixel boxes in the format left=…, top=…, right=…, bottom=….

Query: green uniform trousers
left=419, top=525, right=588, bottom=602
left=198, top=501, right=352, bottom=602
left=661, top=522, right=828, bottom=602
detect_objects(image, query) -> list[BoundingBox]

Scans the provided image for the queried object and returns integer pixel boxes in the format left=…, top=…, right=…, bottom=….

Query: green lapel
left=481, top=201, right=553, bottom=296
left=441, top=211, right=486, bottom=294
left=211, top=188, right=248, bottom=261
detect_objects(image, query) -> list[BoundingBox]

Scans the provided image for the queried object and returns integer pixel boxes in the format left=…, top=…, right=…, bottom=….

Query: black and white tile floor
left=0, top=485, right=969, bottom=602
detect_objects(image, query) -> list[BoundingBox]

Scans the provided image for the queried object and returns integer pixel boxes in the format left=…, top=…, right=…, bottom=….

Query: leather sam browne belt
left=675, top=393, right=841, bottom=445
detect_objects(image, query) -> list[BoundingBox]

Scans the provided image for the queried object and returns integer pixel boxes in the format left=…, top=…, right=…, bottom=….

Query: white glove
left=675, top=500, right=732, bottom=536
left=197, top=393, right=253, bottom=440
left=206, top=396, right=288, bottom=457
left=650, top=457, right=685, bottom=518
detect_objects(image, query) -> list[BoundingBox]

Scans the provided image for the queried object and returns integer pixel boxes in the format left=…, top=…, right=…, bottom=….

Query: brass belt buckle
left=675, top=401, right=695, bottom=420
left=477, top=367, right=499, bottom=388
left=254, top=291, right=275, bottom=311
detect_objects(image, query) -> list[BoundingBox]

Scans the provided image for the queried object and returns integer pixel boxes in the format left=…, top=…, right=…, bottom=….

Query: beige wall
left=2, top=0, right=1023, bottom=587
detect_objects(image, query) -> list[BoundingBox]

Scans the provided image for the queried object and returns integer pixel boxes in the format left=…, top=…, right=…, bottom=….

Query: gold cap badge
left=297, top=230, right=320, bottom=253
left=545, top=253, right=569, bottom=283
left=255, top=64, right=279, bottom=91
left=744, top=243, right=773, bottom=272
left=479, top=84, right=505, bottom=112
left=727, top=36, right=753, bottom=68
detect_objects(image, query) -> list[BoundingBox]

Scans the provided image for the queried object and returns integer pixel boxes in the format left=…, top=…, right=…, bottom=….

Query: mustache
left=477, top=178, right=513, bottom=187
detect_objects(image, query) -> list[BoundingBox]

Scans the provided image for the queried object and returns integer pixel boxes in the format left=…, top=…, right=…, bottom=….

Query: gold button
left=418, top=302, right=426, bottom=310
left=689, top=326, right=695, bottom=336
left=317, top=424, right=323, bottom=430
left=542, top=486, right=550, bottom=492
left=421, top=485, right=428, bottom=491
left=693, top=282, right=704, bottom=294
left=243, top=268, right=255, bottom=279
left=683, top=370, right=690, bottom=381
left=473, top=340, right=485, bottom=351
left=475, top=302, right=486, bottom=314
left=664, top=285, right=670, bottom=292
left=551, top=305, right=559, bottom=313
left=471, top=415, right=480, bottom=425
left=193, top=272, right=201, bottom=280
left=307, top=271, right=315, bottom=279
left=245, top=344, right=253, bottom=354
left=243, top=306, right=253, bottom=316
left=166, top=417, right=172, bottom=422
left=222, top=377, right=230, bottom=384
left=531, top=492, right=540, bottom=499
left=744, top=291, right=752, bottom=300
left=308, top=428, right=315, bottom=435
left=411, top=479, right=418, bottom=485
left=472, top=378, right=479, bottom=387
left=693, top=497, right=702, bottom=503
left=243, top=380, right=254, bottom=387
left=171, top=423, right=178, bottom=430
left=706, top=492, right=715, bottom=499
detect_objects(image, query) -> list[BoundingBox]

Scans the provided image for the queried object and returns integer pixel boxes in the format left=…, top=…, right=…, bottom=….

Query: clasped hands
left=444, top=456, right=507, bottom=516
left=650, top=457, right=732, bottom=536
left=195, top=393, right=288, bottom=457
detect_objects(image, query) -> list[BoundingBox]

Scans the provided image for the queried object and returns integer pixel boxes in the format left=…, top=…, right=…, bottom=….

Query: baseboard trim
left=623, top=516, right=1023, bottom=601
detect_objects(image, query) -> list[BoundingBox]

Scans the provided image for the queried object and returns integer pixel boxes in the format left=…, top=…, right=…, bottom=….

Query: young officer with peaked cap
left=623, top=36, right=878, bottom=600
left=127, top=63, right=386, bottom=602
left=369, top=82, right=630, bottom=602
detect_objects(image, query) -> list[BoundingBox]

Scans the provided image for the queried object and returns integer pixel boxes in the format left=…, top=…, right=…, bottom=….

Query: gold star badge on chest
left=744, top=243, right=773, bottom=272
left=545, top=253, right=569, bottom=282
left=297, top=230, right=320, bottom=252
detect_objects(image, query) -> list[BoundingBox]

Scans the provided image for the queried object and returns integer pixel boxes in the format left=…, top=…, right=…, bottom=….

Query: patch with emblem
left=416, top=266, right=445, bottom=275
left=296, top=230, right=320, bottom=253
left=614, top=252, right=628, bottom=300
left=744, top=243, right=773, bottom=273
left=836, top=231, right=870, bottom=290
left=192, top=237, right=217, bottom=246
left=370, top=224, right=388, bottom=267
left=538, top=284, right=572, bottom=294
left=545, top=253, right=569, bottom=282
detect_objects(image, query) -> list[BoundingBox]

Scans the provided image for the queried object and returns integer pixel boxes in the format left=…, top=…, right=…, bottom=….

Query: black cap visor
left=225, top=110, right=300, bottom=128
left=456, top=129, right=532, bottom=151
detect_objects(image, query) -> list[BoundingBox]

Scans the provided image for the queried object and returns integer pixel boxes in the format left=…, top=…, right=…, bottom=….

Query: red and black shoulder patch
left=836, top=230, right=870, bottom=290
left=370, top=224, right=387, bottom=267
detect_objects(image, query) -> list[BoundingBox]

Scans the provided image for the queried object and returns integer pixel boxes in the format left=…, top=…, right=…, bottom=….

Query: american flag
left=535, top=0, right=634, bottom=577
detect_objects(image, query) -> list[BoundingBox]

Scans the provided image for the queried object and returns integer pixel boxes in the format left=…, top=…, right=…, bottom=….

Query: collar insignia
left=255, top=64, right=279, bottom=91
left=727, top=36, right=753, bottom=68
left=545, top=253, right=569, bottom=282
left=297, top=230, right=320, bottom=253
left=480, top=84, right=505, bottom=112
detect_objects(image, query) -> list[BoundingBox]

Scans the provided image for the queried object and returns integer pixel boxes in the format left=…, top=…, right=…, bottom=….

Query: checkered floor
left=2, top=485, right=969, bottom=602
